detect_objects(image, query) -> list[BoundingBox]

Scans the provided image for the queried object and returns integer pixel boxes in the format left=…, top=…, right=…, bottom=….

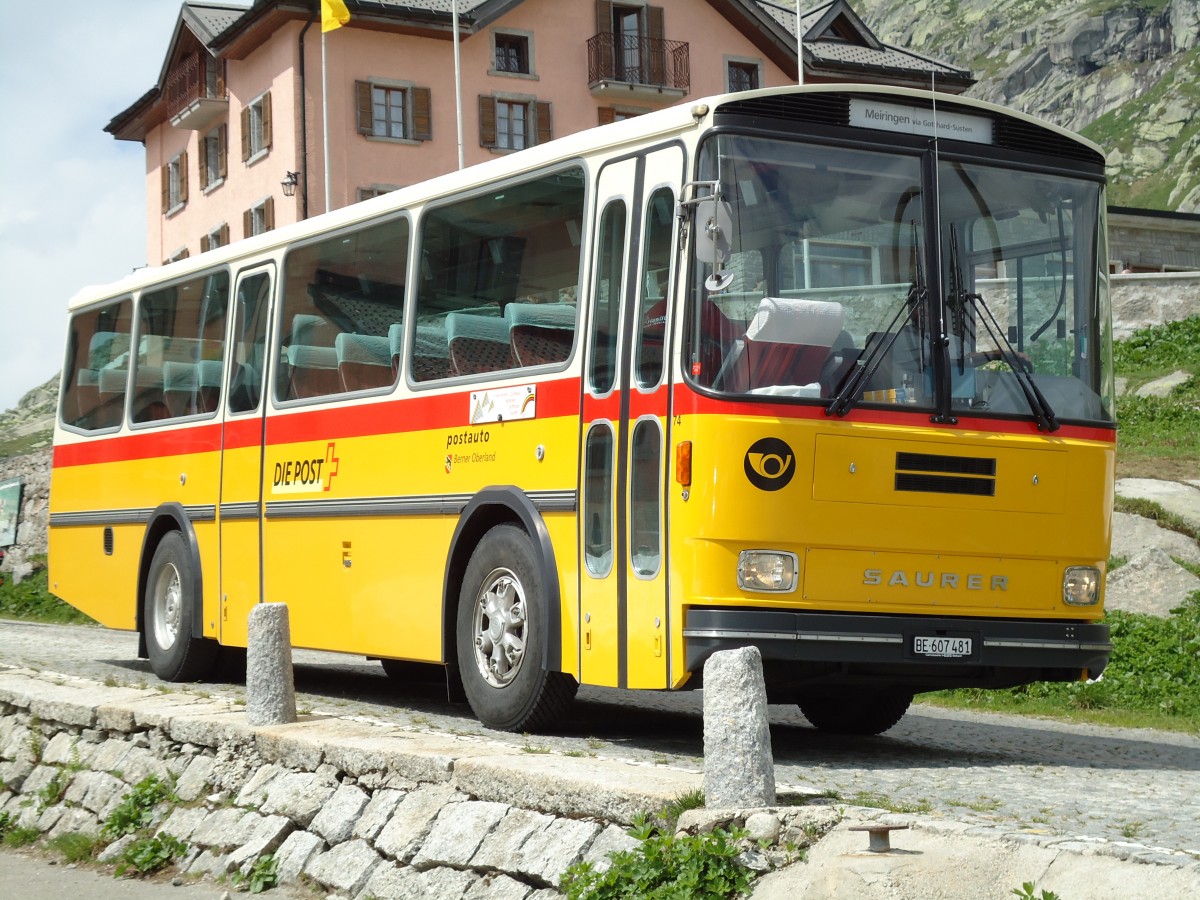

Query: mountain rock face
left=851, top=0, right=1199, bottom=211
left=0, top=375, right=57, bottom=456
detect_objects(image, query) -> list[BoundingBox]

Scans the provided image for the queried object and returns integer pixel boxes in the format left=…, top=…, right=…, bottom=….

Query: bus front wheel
left=143, top=531, right=217, bottom=682
left=798, top=689, right=912, bottom=736
left=456, top=524, right=576, bottom=732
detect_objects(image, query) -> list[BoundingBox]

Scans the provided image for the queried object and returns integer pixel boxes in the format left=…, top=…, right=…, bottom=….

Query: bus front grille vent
left=894, top=452, right=996, bottom=497
left=992, top=118, right=1104, bottom=165
left=715, top=93, right=850, bottom=127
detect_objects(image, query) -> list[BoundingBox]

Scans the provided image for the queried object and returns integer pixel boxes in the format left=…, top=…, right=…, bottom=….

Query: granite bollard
left=246, top=602, right=297, bottom=726
left=702, top=646, right=775, bottom=807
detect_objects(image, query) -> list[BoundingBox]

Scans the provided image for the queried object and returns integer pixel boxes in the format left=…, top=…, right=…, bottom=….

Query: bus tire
left=798, top=689, right=912, bottom=736
left=143, top=531, right=218, bottom=682
left=456, top=524, right=576, bottom=732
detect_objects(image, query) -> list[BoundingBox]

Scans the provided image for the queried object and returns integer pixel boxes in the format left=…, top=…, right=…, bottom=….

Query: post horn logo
left=744, top=437, right=795, bottom=491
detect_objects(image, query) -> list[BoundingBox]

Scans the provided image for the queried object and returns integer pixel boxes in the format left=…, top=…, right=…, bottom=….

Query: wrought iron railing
left=587, top=32, right=690, bottom=92
left=165, top=53, right=224, bottom=120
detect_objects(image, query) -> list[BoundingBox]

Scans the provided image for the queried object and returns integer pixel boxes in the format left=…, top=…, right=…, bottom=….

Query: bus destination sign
left=849, top=99, right=993, bottom=145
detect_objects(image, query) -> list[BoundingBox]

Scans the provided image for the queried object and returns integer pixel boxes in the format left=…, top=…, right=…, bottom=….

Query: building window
left=356, top=81, right=431, bottom=142
left=200, top=223, right=229, bottom=253
left=726, top=60, right=760, bottom=93
left=479, top=95, right=551, bottom=151
left=243, top=197, right=275, bottom=239
left=494, top=32, right=531, bottom=75
left=165, top=247, right=190, bottom=264
left=241, top=91, right=272, bottom=162
left=598, top=106, right=645, bottom=125
left=357, top=185, right=398, bottom=202
left=161, top=151, right=188, bottom=215
left=199, top=125, right=227, bottom=191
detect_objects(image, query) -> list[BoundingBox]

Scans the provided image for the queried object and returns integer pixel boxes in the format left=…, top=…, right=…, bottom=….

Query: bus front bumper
left=683, top=607, right=1111, bottom=693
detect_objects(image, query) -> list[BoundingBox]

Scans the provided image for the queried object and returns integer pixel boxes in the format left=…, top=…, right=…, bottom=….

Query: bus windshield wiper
left=827, top=222, right=927, bottom=419
left=948, top=225, right=1060, bottom=432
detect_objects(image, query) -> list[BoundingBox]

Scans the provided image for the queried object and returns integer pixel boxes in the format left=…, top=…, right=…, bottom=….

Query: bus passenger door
left=579, top=146, right=682, bottom=690
left=218, top=265, right=274, bottom=647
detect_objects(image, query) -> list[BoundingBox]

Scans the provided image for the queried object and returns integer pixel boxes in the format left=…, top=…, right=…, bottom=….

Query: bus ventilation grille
left=992, top=118, right=1103, bottom=165
left=715, top=93, right=850, bottom=128
left=103, top=527, right=114, bottom=556
left=894, top=452, right=996, bottom=497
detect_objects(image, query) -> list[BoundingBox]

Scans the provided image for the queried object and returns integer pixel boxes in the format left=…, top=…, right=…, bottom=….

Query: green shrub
left=560, top=823, right=755, bottom=900
left=115, top=833, right=188, bottom=877
left=103, top=775, right=174, bottom=839
left=1113, top=316, right=1200, bottom=373
left=233, top=854, right=279, bottom=894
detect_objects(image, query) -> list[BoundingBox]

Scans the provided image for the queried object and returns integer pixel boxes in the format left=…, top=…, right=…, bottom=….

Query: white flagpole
left=796, top=1, right=804, bottom=85
left=453, top=0, right=464, bottom=170
left=322, top=27, right=332, bottom=213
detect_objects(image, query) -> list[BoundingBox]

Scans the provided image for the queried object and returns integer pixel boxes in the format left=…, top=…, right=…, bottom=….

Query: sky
left=0, top=1, right=187, bottom=413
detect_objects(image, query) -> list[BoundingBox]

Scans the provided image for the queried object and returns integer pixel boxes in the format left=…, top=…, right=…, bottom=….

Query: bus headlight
left=1063, top=566, right=1100, bottom=606
left=737, top=551, right=798, bottom=593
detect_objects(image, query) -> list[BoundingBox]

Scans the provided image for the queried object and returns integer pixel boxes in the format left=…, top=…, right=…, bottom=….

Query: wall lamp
left=281, top=171, right=300, bottom=197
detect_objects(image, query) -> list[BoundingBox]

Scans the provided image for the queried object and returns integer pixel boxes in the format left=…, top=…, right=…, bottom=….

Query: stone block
left=88, top=738, right=132, bottom=775
left=464, top=872, right=533, bottom=900
left=260, top=769, right=338, bottom=827
left=357, top=862, right=430, bottom=900
left=190, top=806, right=252, bottom=850
left=511, top=816, right=601, bottom=885
left=234, top=762, right=286, bottom=808
left=227, top=813, right=295, bottom=873
left=157, top=805, right=209, bottom=842
left=253, top=725, right=325, bottom=770
left=47, top=805, right=100, bottom=840
left=411, top=800, right=510, bottom=870
left=305, top=837, right=382, bottom=895
left=77, top=770, right=126, bottom=814
left=98, top=833, right=137, bottom=864
left=42, top=732, right=89, bottom=767
left=310, top=782, right=370, bottom=845
left=274, top=829, right=325, bottom=883
left=117, top=744, right=172, bottom=785
left=471, top=807, right=554, bottom=871
left=21, top=763, right=63, bottom=799
left=703, top=646, right=775, bottom=808
left=375, top=783, right=463, bottom=863
left=352, top=787, right=405, bottom=842
left=246, top=603, right=297, bottom=726
left=187, top=848, right=231, bottom=878
left=581, top=823, right=641, bottom=873
left=0, top=758, right=34, bottom=791
left=36, top=803, right=66, bottom=833
left=174, top=754, right=217, bottom=802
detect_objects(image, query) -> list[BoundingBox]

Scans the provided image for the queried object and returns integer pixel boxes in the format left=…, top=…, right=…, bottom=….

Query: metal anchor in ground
left=849, top=823, right=910, bottom=852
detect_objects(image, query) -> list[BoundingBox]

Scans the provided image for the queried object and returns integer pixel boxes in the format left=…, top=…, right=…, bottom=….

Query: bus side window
left=635, top=189, right=675, bottom=389
left=61, top=299, right=134, bottom=431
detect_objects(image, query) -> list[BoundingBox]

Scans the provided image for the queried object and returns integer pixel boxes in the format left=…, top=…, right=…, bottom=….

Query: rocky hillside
left=0, top=375, right=56, bottom=459
left=852, top=0, right=1199, bottom=211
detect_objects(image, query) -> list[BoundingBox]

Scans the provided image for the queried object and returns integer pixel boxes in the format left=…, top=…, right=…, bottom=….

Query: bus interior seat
left=741, top=297, right=845, bottom=391
left=163, top=361, right=200, bottom=417
left=412, top=323, right=452, bottom=381
left=196, top=359, right=222, bottom=412
left=504, top=302, right=576, bottom=366
left=77, top=332, right=131, bottom=420
left=287, top=344, right=341, bottom=398
left=388, top=322, right=405, bottom=380
left=132, top=364, right=170, bottom=423
left=336, top=332, right=393, bottom=392
left=93, top=365, right=129, bottom=428
left=446, top=311, right=515, bottom=376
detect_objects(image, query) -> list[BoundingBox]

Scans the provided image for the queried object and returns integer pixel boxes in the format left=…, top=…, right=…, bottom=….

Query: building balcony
left=587, top=32, right=690, bottom=102
left=166, top=53, right=227, bottom=131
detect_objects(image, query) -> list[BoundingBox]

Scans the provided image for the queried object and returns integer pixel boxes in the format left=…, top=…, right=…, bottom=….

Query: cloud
left=0, top=1, right=185, bottom=413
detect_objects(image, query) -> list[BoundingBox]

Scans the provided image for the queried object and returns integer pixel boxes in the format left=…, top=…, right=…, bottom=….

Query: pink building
left=107, top=0, right=971, bottom=265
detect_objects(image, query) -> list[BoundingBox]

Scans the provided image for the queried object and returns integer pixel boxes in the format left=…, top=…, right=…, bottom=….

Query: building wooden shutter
left=179, top=150, right=189, bottom=204
left=217, top=125, right=228, bottom=179
left=240, top=107, right=251, bottom=161
left=535, top=101, right=552, bottom=145
left=243, top=208, right=253, bottom=238
left=200, top=234, right=210, bottom=254
left=478, top=95, right=496, bottom=147
left=264, top=197, right=275, bottom=232
left=598, top=107, right=616, bottom=126
left=219, top=223, right=230, bottom=246
left=261, top=92, right=272, bottom=151
left=161, top=165, right=170, bottom=214
left=647, top=6, right=666, bottom=84
left=412, top=87, right=432, bottom=141
left=596, top=0, right=612, bottom=33
left=198, top=138, right=209, bottom=190
left=356, top=81, right=373, bottom=135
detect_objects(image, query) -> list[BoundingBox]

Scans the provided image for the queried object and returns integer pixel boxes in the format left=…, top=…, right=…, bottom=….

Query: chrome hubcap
left=471, top=566, right=526, bottom=688
left=152, top=562, right=182, bottom=651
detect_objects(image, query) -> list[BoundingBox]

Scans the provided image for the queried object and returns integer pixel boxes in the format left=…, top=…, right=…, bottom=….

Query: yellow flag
left=321, top=0, right=351, bottom=32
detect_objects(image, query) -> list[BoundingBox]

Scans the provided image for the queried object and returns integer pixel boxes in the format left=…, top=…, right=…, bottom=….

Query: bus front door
left=579, top=146, right=683, bottom=690
left=218, top=266, right=274, bottom=647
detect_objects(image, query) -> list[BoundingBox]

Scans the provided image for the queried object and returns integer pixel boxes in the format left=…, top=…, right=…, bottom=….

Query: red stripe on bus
left=53, top=424, right=224, bottom=468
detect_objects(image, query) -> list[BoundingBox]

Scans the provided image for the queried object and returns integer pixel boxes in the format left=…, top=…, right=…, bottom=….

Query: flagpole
left=453, top=0, right=464, bottom=170
left=322, top=27, right=332, bottom=212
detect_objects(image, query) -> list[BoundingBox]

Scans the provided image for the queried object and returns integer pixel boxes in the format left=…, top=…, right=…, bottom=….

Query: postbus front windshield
left=685, top=133, right=1113, bottom=426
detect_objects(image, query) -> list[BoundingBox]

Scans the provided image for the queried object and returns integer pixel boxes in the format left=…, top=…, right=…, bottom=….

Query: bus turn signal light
left=675, top=441, right=692, bottom=487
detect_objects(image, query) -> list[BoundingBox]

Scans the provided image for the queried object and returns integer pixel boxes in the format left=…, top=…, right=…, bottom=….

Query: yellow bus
left=50, top=84, right=1114, bottom=735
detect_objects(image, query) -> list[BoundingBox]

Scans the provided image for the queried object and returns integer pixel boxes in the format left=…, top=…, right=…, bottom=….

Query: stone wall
left=0, top=669, right=830, bottom=900
left=0, top=448, right=50, bottom=583
left=1110, top=271, right=1200, bottom=339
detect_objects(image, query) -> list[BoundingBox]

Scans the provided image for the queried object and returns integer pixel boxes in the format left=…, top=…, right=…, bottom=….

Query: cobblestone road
left=1, top=620, right=1196, bottom=857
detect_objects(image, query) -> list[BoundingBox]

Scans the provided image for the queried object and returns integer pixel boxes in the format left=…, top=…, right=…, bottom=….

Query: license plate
left=913, top=636, right=973, bottom=658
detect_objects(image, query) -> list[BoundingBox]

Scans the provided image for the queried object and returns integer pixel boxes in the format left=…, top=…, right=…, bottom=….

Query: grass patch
left=103, top=775, right=175, bottom=839
left=927, top=592, right=1200, bottom=734
left=0, top=562, right=95, bottom=625
left=47, top=830, right=100, bottom=863
left=1113, top=497, right=1199, bottom=543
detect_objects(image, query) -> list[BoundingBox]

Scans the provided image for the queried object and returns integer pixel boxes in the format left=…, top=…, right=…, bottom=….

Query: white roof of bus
left=67, top=83, right=1101, bottom=312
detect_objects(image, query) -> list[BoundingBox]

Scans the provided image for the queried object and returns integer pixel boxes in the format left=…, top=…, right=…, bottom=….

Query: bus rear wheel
left=798, top=689, right=912, bottom=736
left=456, top=524, right=576, bottom=732
left=144, top=531, right=218, bottom=682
